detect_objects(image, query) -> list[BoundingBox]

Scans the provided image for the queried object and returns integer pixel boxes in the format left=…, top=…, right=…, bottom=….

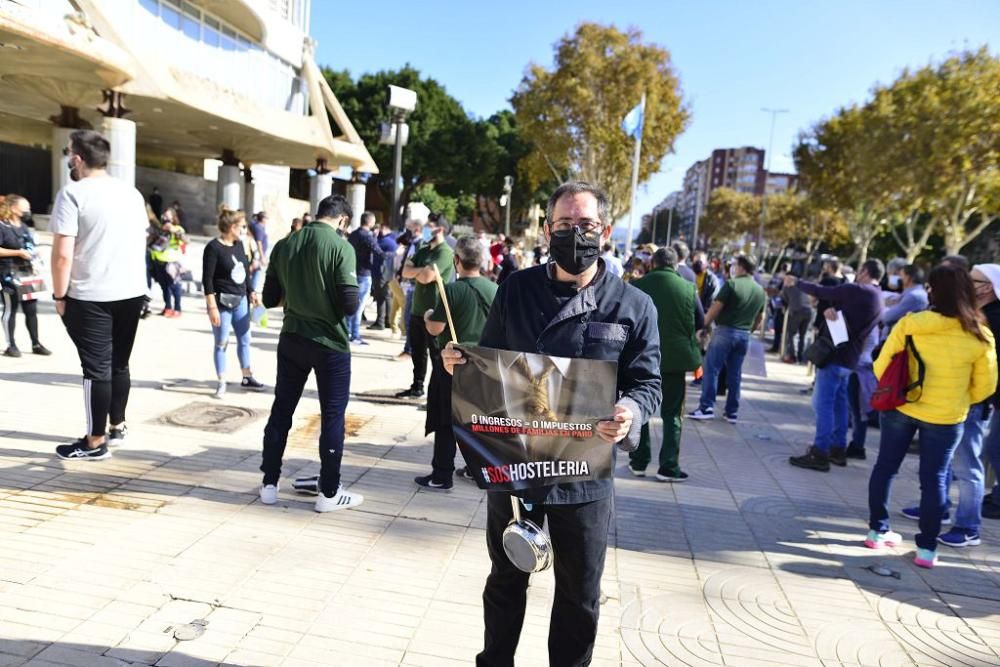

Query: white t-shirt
left=49, top=175, right=149, bottom=302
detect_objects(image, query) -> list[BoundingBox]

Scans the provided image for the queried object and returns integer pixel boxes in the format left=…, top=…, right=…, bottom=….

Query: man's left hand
left=824, top=307, right=837, bottom=321
left=597, top=404, right=633, bottom=444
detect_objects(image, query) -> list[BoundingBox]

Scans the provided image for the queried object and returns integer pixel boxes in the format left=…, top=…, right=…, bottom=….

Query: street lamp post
left=502, top=175, right=513, bottom=237
left=758, top=107, right=789, bottom=260
left=381, top=85, right=417, bottom=229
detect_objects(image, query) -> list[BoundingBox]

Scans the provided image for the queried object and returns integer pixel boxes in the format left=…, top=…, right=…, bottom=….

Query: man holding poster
left=443, top=181, right=661, bottom=667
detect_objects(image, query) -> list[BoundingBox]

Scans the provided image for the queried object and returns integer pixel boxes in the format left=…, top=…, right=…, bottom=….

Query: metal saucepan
left=503, top=496, right=553, bottom=573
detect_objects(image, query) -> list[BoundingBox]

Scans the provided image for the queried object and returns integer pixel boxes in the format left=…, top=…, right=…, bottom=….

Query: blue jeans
left=161, top=282, right=182, bottom=311
left=348, top=274, right=372, bottom=340
left=848, top=371, right=867, bottom=450
left=868, top=409, right=963, bottom=550
left=212, top=296, right=251, bottom=376
left=261, top=333, right=351, bottom=496
left=985, top=408, right=1000, bottom=504
left=813, top=364, right=852, bottom=453
left=951, top=404, right=987, bottom=532
left=698, top=326, right=750, bottom=416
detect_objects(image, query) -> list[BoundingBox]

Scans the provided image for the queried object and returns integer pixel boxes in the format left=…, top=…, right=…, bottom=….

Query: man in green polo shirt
left=414, top=236, right=497, bottom=490
left=396, top=213, right=455, bottom=398
left=630, top=247, right=704, bottom=482
left=258, top=194, right=364, bottom=513
left=688, top=254, right=766, bottom=423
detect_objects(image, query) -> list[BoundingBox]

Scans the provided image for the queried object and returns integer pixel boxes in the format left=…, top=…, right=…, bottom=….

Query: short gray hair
left=455, top=235, right=484, bottom=270
left=652, top=247, right=678, bottom=269
left=545, top=181, right=610, bottom=226
left=360, top=211, right=376, bottom=227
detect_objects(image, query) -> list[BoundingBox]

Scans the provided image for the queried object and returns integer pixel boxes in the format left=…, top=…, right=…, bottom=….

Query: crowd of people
left=5, top=126, right=999, bottom=666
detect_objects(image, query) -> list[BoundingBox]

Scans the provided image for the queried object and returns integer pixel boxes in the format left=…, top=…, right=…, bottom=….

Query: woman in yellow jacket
left=866, top=264, right=997, bottom=568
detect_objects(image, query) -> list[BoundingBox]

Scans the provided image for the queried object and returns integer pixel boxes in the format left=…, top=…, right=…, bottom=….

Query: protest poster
left=451, top=345, right=618, bottom=491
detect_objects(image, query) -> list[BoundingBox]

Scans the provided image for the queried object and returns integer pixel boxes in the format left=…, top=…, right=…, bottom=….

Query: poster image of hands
left=451, top=345, right=618, bottom=491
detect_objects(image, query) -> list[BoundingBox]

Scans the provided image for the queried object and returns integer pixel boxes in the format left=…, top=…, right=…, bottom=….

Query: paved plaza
left=1, top=250, right=999, bottom=666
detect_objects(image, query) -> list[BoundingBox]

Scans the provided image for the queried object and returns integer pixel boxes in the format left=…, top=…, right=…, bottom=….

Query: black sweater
left=202, top=238, right=252, bottom=296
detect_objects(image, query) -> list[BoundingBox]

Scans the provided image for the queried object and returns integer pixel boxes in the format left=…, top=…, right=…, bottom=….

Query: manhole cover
left=156, top=402, right=258, bottom=433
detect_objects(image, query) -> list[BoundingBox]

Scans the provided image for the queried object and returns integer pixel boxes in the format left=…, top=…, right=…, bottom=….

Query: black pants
left=1, top=286, right=40, bottom=350
left=427, top=358, right=456, bottom=481
left=261, top=333, right=351, bottom=496
left=770, top=306, right=785, bottom=352
left=371, top=277, right=389, bottom=327
left=408, top=313, right=435, bottom=390
left=478, top=493, right=612, bottom=667
left=61, top=296, right=144, bottom=437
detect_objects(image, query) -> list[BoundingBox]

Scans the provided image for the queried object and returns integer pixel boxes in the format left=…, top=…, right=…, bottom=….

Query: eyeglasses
left=549, top=218, right=603, bottom=235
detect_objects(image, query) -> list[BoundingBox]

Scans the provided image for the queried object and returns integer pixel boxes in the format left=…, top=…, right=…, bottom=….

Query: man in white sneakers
left=49, top=130, right=148, bottom=461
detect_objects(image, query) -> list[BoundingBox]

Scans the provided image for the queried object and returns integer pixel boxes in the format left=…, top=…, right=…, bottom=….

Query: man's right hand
left=441, top=341, right=466, bottom=376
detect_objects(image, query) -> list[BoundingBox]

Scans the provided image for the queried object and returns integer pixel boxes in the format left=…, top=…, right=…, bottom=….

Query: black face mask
left=692, top=260, right=704, bottom=274
left=549, top=228, right=600, bottom=275
left=20, top=212, right=32, bottom=226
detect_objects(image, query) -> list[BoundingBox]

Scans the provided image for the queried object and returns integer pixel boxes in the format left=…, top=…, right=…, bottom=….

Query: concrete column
left=243, top=168, right=256, bottom=213
left=346, top=180, right=365, bottom=231
left=100, top=116, right=136, bottom=187
left=309, top=171, right=332, bottom=216
left=217, top=165, right=242, bottom=211
left=51, top=126, right=74, bottom=205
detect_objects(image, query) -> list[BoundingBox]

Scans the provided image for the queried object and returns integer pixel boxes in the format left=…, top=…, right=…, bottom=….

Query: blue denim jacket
left=478, top=261, right=662, bottom=504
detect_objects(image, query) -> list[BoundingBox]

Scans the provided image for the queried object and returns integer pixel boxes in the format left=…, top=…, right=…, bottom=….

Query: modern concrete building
left=0, top=0, right=375, bottom=234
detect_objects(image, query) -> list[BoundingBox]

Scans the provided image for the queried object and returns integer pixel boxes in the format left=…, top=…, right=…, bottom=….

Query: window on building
left=220, top=26, right=236, bottom=51
left=203, top=16, right=220, bottom=46
left=159, top=0, right=181, bottom=29
left=180, top=2, right=200, bottom=40
left=139, top=0, right=159, bottom=15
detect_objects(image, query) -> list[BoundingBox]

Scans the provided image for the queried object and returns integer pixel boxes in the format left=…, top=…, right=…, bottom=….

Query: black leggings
left=1, top=286, right=39, bottom=350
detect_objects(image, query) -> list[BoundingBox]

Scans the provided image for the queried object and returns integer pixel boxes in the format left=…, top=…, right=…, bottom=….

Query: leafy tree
left=700, top=188, right=760, bottom=244
left=512, top=23, right=689, bottom=220
left=884, top=48, right=1000, bottom=255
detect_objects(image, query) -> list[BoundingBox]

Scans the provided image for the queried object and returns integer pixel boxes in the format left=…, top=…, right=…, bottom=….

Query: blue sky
left=312, top=1, right=998, bottom=218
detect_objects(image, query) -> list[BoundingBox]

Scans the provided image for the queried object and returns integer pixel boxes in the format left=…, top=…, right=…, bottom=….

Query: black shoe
left=829, top=447, right=847, bottom=467
left=455, top=467, right=476, bottom=483
left=844, top=446, right=866, bottom=460
left=366, top=323, right=385, bottom=331
left=31, top=343, right=52, bottom=356
left=789, top=446, right=830, bottom=472
left=56, top=437, right=111, bottom=461
left=293, top=475, right=319, bottom=495
left=395, top=387, right=424, bottom=399
left=655, top=469, right=689, bottom=483
left=241, top=376, right=266, bottom=392
left=3, top=347, right=21, bottom=358
left=414, top=474, right=453, bottom=491
left=108, top=424, right=128, bottom=446
left=983, top=503, right=1000, bottom=520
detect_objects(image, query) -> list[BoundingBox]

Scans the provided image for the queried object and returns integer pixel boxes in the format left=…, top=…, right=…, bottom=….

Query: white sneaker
left=259, top=484, right=279, bottom=505
left=315, top=486, right=363, bottom=512
left=213, top=381, right=226, bottom=399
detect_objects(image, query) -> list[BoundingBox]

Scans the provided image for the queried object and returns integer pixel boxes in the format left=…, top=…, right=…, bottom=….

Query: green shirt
left=411, top=241, right=455, bottom=315
left=715, top=274, right=766, bottom=330
left=430, top=276, right=498, bottom=348
left=266, top=222, right=358, bottom=352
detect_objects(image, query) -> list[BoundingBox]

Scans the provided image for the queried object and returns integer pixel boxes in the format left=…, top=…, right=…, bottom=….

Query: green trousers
left=630, top=371, right=686, bottom=474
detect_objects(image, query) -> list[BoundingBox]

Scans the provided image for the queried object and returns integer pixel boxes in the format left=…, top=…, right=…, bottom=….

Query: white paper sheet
left=827, top=310, right=849, bottom=346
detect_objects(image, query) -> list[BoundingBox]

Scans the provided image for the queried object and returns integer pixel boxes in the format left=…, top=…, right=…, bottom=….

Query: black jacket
left=478, top=260, right=662, bottom=504
left=347, top=227, right=384, bottom=277
left=983, top=299, right=1000, bottom=409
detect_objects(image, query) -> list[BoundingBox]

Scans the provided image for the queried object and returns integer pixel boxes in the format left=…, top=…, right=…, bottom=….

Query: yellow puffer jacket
left=874, top=311, right=997, bottom=425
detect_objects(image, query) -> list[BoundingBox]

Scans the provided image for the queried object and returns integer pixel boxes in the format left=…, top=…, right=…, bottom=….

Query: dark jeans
left=408, top=313, right=433, bottom=390
left=161, top=281, right=182, bottom=310
left=371, top=277, right=389, bottom=327
left=784, top=307, right=812, bottom=361
left=61, top=296, right=144, bottom=437
left=848, top=371, right=867, bottom=450
left=769, top=306, right=784, bottom=351
left=261, top=333, right=351, bottom=496
left=2, top=285, right=40, bottom=349
left=631, top=371, right=685, bottom=474
left=812, top=363, right=851, bottom=453
left=478, top=493, right=612, bottom=667
left=868, top=409, right=963, bottom=550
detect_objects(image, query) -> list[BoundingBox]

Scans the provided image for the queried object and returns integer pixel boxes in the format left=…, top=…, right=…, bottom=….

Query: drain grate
left=155, top=401, right=259, bottom=433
